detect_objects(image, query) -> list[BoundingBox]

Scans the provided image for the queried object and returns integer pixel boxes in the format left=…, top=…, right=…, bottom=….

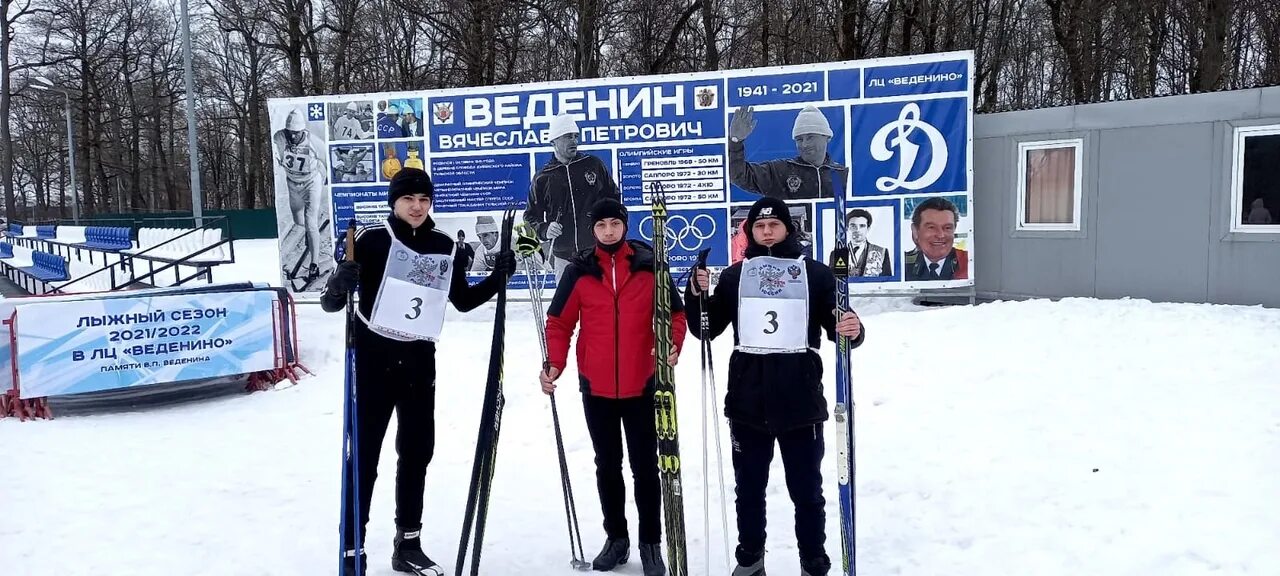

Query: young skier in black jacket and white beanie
left=685, top=196, right=865, bottom=576
left=321, top=167, right=516, bottom=575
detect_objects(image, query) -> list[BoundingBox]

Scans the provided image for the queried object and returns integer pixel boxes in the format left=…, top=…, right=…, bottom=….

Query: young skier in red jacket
left=538, top=197, right=686, bottom=576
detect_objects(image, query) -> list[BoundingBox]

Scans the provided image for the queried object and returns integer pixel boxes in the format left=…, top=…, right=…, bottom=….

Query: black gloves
left=328, top=261, right=360, bottom=293
left=491, top=249, right=516, bottom=277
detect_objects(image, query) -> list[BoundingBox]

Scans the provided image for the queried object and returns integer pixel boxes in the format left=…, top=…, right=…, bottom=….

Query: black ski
left=650, top=182, right=688, bottom=575
left=455, top=207, right=516, bottom=576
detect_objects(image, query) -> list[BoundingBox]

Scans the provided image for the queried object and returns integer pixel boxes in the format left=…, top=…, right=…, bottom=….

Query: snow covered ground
left=3, top=241, right=1279, bottom=576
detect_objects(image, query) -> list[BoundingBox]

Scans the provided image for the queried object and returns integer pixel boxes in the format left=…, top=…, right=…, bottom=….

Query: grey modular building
left=972, top=85, right=1280, bottom=307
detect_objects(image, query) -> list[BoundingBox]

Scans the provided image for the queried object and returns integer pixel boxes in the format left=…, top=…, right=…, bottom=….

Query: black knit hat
left=388, top=167, right=433, bottom=206
left=745, top=196, right=795, bottom=234
left=588, top=198, right=628, bottom=226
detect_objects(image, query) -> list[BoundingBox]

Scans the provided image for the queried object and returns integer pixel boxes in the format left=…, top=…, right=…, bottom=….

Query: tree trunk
left=702, top=0, right=719, bottom=69
left=1191, top=0, right=1232, bottom=91
left=0, top=2, right=14, bottom=219
left=761, top=0, right=771, bottom=65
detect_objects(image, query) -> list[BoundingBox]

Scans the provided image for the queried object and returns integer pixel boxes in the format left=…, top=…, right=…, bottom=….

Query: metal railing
left=42, top=215, right=237, bottom=295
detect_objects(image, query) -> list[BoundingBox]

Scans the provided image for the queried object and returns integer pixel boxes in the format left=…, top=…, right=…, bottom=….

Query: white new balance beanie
left=792, top=105, right=833, bottom=139
left=547, top=113, right=580, bottom=142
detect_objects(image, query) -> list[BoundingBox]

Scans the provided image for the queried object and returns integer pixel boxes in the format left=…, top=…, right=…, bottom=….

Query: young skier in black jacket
left=322, top=167, right=516, bottom=575
left=685, top=196, right=865, bottom=576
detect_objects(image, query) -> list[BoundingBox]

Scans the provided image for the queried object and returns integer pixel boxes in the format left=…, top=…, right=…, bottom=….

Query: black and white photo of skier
left=329, top=101, right=375, bottom=140
left=271, top=103, right=335, bottom=291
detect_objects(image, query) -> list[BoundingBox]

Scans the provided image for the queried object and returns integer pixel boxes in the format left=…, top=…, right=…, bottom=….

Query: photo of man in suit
left=904, top=197, right=968, bottom=281
left=843, top=208, right=893, bottom=277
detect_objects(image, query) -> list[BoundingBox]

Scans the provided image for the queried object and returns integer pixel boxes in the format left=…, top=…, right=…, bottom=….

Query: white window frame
left=1016, top=138, right=1084, bottom=232
left=1229, top=124, right=1280, bottom=233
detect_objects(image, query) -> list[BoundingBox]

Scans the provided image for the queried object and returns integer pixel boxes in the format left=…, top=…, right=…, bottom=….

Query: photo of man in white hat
left=524, top=112, right=620, bottom=279
left=469, top=215, right=503, bottom=272
left=728, top=104, right=849, bottom=200
left=331, top=101, right=373, bottom=140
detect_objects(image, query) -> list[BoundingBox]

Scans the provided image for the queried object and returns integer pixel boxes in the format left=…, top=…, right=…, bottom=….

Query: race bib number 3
left=739, top=297, right=806, bottom=351
left=372, top=276, right=447, bottom=340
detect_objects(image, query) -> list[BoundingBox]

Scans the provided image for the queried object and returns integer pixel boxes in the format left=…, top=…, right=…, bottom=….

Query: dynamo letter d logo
left=869, top=102, right=947, bottom=193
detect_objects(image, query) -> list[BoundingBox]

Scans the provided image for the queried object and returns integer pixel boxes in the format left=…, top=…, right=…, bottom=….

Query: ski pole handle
left=695, top=248, right=710, bottom=270
left=344, top=219, right=357, bottom=264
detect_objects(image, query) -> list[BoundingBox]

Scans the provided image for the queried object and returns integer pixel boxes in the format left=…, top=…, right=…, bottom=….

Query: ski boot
left=800, top=553, right=832, bottom=576
left=731, top=559, right=765, bottom=576
left=591, top=536, right=630, bottom=570
left=731, top=546, right=765, bottom=576
left=638, top=542, right=666, bottom=576
left=341, top=549, right=366, bottom=576
left=391, top=528, right=444, bottom=575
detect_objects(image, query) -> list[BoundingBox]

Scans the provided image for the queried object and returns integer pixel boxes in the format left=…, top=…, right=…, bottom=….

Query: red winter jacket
left=545, top=240, right=687, bottom=399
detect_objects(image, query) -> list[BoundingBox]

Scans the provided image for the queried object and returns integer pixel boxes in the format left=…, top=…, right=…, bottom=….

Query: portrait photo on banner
left=820, top=199, right=901, bottom=282
left=326, top=100, right=375, bottom=141
left=432, top=211, right=541, bottom=274
left=269, top=101, right=335, bottom=291
left=728, top=105, right=848, bottom=203
left=901, top=194, right=970, bottom=282
left=729, top=202, right=816, bottom=264
left=376, top=98, right=425, bottom=138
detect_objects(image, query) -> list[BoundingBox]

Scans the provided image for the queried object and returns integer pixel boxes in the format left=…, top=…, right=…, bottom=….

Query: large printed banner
left=12, top=290, right=280, bottom=399
left=269, top=51, right=975, bottom=294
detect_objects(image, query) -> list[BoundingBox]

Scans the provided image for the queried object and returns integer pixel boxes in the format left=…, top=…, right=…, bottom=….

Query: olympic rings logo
left=639, top=213, right=717, bottom=252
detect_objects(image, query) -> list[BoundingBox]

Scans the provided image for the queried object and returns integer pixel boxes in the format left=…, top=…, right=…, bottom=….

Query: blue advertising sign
left=332, top=185, right=390, bottom=231
left=15, top=290, right=279, bottom=399
left=728, top=71, right=825, bottom=107
left=270, top=50, right=976, bottom=294
left=632, top=206, right=729, bottom=273
left=863, top=59, right=969, bottom=99
left=851, top=97, right=968, bottom=197
left=426, top=79, right=726, bottom=154
left=617, top=145, right=725, bottom=205
left=430, top=154, right=533, bottom=213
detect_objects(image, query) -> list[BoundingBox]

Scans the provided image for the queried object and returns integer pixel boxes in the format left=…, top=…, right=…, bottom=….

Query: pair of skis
left=650, top=182, right=690, bottom=576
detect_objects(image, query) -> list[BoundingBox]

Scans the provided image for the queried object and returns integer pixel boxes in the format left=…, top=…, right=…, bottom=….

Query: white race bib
left=737, top=256, right=809, bottom=354
left=362, top=222, right=454, bottom=342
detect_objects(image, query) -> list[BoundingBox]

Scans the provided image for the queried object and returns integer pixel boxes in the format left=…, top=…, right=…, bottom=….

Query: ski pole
left=339, top=219, right=363, bottom=575
left=518, top=228, right=590, bottom=571
left=695, top=248, right=731, bottom=573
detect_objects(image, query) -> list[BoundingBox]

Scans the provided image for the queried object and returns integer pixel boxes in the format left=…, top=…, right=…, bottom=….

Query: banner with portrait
left=267, top=51, right=975, bottom=294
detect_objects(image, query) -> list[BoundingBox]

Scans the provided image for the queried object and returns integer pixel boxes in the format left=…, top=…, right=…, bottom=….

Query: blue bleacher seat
left=36, top=225, right=55, bottom=239
left=7, top=223, right=19, bottom=236
left=23, top=250, right=69, bottom=281
left=0, top=241, right=12, bottom=258
left=80, top=226, right=131, bottom=251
